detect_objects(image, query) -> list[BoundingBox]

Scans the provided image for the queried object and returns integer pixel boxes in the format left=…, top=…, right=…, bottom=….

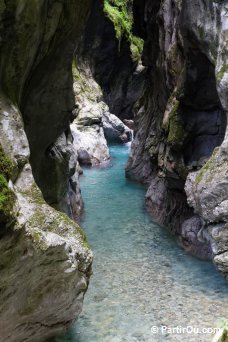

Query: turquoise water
left=56, top=144, right=228, bottom=342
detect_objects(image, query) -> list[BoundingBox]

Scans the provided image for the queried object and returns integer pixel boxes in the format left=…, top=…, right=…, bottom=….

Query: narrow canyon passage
left=54, top=144, right=228, bottom=342
left=0, top=1, right=227, bottom=341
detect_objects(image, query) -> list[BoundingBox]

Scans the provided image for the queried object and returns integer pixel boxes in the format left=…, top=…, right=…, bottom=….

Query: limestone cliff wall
left=127, top=0, right=228, bottom=277
left=76, top=0, right=145, bottom=121
left=0, top=1, right=93, bottom=340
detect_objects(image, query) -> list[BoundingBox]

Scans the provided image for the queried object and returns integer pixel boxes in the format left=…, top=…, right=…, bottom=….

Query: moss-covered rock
left=212, top=318, right=228, bottom=342
left=0, top=144, right=14, bottom=180
left=103, top=0, right=143, bottom=61
left=0, top=174, right=15, bottom=225
left=217, top=64, right=228, bottom=81
left=0, top=145, right=16, bottom=226
left=0, top=0, right=93, bottom=340
left=165, top=99, right=186, bottom=147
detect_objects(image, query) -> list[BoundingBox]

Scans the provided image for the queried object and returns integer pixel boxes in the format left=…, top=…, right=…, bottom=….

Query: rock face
left=71, top=56, right=132, bottom=166
left=0, top=162, right=92, bottom=342
left=127, top=0, right=228, bottom=277
left=71, top=64, right=110, bottom=166
left=102, top=112, right=132, bottom=143
left=0, top=1, right=93, bottom=341
left=76, top=0, right=146, bottom=120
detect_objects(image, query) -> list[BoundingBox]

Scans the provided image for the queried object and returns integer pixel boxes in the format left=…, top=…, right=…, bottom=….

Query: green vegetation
left=167, top=100, right=186, bottom=147
left=0, top=145, right=15, bottom=224
left=103, top=0, right=144, bottom=61
left=196, top=147, right=228, bottom=185
left=0, top=144, right=14, bottom=180
left=212, top=318, right=228, bottom=342
left=217, top=64, right=228, bottom=81
left=72, top=60, right=81, bottom=81
left=0, top=174, right=15, bottom=224
left=197, top=25, right=204, bottom=40
left=195, top=152, right=216, bottom=185
left=217, top=318, right=228, bottom=331
left=23, top=183, right=90, bottom=250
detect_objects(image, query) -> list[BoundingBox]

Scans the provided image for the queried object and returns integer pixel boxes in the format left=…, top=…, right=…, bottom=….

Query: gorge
left=0, top=0, right=227, bottom=341
left=53, top=143, right=228, bottom=342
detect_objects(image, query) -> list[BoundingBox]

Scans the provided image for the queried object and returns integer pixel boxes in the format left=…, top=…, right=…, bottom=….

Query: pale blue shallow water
left=56, top=144, right=228, bottom=342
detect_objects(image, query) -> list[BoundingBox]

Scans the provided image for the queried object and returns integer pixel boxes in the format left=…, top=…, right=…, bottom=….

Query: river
left=55, top=144, right=228, bottom=342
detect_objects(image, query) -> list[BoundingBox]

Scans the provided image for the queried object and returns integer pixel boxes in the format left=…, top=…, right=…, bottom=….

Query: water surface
left=56, top=144, right=228, bottom=342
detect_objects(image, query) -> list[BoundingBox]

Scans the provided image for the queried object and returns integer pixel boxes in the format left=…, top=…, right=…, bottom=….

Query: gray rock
left=71, top=124, right=110, bottom=166
left=102, top=112, right=132, bottom=143
left=8, top=168, right=91, bottom=341
left=123, top=119, right=135, bottom=130
left=0, top=1, right=93, bottom=340
left=0, top=98, right=93, bottom=341
left=72, top=64, right=110, bottom=166
left=75, top=0, right=145, bottom=121
left=179, top=216, right=212, bottom=260
left=126, top=0, right=228, bottom=278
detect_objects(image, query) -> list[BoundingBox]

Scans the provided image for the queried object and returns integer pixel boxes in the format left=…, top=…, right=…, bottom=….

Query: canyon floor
left=53, top=144, right=228, bottom=342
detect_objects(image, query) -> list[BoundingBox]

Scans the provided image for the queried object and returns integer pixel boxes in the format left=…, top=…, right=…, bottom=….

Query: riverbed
left=55, top=144, right=228, bottom=342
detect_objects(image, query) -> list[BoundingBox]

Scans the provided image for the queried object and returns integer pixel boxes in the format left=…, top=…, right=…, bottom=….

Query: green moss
left=76, top=224, right=90, bottom=249
left=72, top=60, right=81, bottom=81
left=0, top=174, right=15, bottom=224
left=54, top=210, right=90, bottom=249
left=30, top=228, right=49, bottom=251
left=196, top=147, right=227, bottom=185
left=196, top=148, right=219, bottom=185
left=213, top=318, right=228, bottom=342
left=0, top=1, right=6, bottom=16
left=197, top=25, right=204, bottom=40
left=217, top=64, right=228, bottom=81
left=0, top=144, right=14, bottom=180
left=26, top=199, right=90, bottom=250
left=22, top=183, right=46, bottom=206
left=196, top=156, right=215, bottom=185
left=103, top=0, right=144, bottom=61
left=217, top=318, right=228, bottom=330
left=0, top=146, right=15, bottom=224
left=167, top=100, right=186, bottom=146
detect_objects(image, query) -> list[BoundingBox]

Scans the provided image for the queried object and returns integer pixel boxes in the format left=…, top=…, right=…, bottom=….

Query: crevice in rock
left=180, top=48, right=227, bottom=168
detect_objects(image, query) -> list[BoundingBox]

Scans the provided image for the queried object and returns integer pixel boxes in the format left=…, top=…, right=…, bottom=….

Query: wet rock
left=179, top=216, right=212, bottom=260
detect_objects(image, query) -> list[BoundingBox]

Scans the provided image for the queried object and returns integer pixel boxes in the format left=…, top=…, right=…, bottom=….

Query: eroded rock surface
left=127, top=0, right=228, bottom=277
left=71, top=60, right=132, bottom=166
left=76, top=0, right=145, bottom=121
left=0, top=1, right=93, bottom=340
left=102, top=112, right=132, bottom=144
left=71, top=64, right=110, bottom=166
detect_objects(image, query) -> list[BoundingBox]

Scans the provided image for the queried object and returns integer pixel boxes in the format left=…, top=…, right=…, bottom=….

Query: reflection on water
left=55, top=144, right=228, bottom=342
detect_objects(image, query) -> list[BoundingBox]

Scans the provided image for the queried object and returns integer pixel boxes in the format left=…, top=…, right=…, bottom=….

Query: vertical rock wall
left=127, top=0, right=228, bottom=277
left=76, top=0, right=145, bottom=121
left=0, top=1, right=93, bottom=340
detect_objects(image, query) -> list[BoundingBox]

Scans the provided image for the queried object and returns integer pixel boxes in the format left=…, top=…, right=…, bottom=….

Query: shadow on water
left=52, top=144, right=228, bottom=342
